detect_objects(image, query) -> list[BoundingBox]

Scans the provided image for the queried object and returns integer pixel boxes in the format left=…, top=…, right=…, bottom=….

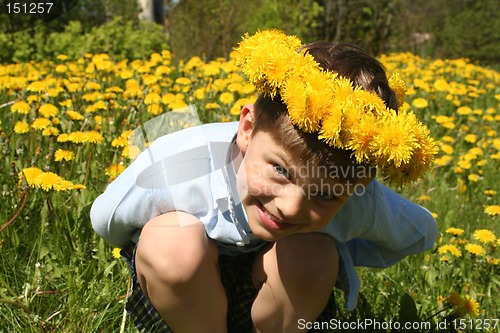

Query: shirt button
left=236, top=241, right=244, bottom=247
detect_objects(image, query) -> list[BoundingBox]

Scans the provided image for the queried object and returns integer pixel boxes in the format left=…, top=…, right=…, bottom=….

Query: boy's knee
left=276, top=233, right=339, bottom=287
left=136, top=212, right=217, bottom=287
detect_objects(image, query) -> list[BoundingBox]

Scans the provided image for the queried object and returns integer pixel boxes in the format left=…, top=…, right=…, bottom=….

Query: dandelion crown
left=234, top=29, right=438, bottom=185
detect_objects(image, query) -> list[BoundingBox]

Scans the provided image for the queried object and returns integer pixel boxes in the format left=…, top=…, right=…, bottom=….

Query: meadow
left=0, top=48, right=498, bottom=332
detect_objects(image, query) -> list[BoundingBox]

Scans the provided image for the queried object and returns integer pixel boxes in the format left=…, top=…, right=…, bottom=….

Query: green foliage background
left=1, top=0, right=499, bottom=64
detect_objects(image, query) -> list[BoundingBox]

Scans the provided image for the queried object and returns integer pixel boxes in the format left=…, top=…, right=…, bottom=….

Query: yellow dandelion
left=38, top=103, right=59, bottom=118
left=318, top=106, right=343, bottom=147
left=144, top=92, right=161, bottom=105
left=456, top=106, right=472, bottom=115
left=42, top=126, right=60, bottom=137
left=464, top=134, right=477, bottom=143
left=14, top=120, right=30, bottom=134
left=371, top=111, right=418, bottom=167
left=112, top=247, right=122, bottom=259
left=11, top=100, right=31, bottom=114
left=67, top=131, right=86, bottom=143
left=437, top=244, right=462, bottom=257
left=468, top=147, right=483, bottom=156
left=484, top=190, right=497, bottom=196
left=84, top=131, right=104, bottom=144
left=27, top=80, right=46, bottom=92
left=486, top=257, right=500, bottom=265
left=484, top=205, right=500, bottom=216
left=345, top=114, right=379, bottom=164
left=56, top=54, right=68, bottom=61
left=57, top=133, right=70, bottom=142
left=219, top=92, right=235, bottom=105
left=54, top=149, right=75, bottom=162
left=440, top=144, right=454, bottom=155
left=282, top=75, right=327, bottom=133
left=473, top=229, right=496, bottom=244
left=457, top=178, right=467, bottom=193
left=433, top=78, right=450, bottom=92
left=19, top=167, right=43, bottom=187
left=457, top=160, right=472, bottom=169
left=54, top=179, right=76, bottom=191
left=412, top=97, right=428, bottom=109
left=205, top=102, right=220, bottom=110
left=55, top=64, right=68, bottom=73
left=463, top=296, right=479, bottom=316
left=476, top=159, right=487, bottom=167
left=388, top=72, right=406, bottom=108
left=446, top=227, right=464, bottom=236
left=467, top=173, right=480, bottom=182
left=175, top=77, right=192, bottom=85
left=442, top=135, right=455, bottom=143
left=31, top=118, right=52, bottom=130
left=59, top=100, right=73, bottom=108
left=417, top=195, right=432, bottom=201
left=84, top=81, right=102, bottom=91
left=434, top=155, right=452, bottom=167
left=440, top=255, right=450, bottom=262
left=122, top=145, right=141, bottom=159
left=33, top=172, right=64, bottom=191
left=464, top=243, right=486, bottom=256
left=106, top=163, right=126, bottom=181
left=442, top=121, right=455, bottom=129
left=112, top=136, right=128, bottom=148
left=147, top=104, right=163, bottom=115
left=230, top=97, right=253, bottom=116
left=65, top=110, right=85, bottom=121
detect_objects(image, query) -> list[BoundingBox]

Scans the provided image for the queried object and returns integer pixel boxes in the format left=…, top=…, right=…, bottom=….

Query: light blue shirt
left=90, top=121, right=437, bottom=311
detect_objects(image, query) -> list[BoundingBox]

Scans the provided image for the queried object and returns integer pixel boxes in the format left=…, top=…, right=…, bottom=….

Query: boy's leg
left=135, top=211, right=227, bottom=333
left=251, top=233, right=339, bottom=333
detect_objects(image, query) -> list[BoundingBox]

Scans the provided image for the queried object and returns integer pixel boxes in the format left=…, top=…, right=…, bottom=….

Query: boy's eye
left=319, top=193, right=336, bottom=201
left=313, top=191, right=337, bottom=201
left=273, top=164, right=290, bottom=179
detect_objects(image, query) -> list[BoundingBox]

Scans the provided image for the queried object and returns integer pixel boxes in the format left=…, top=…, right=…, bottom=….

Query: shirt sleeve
left=346, top=181, right=438, bottom=268
left=90, top=124, right=224, bottom=248
left=90, top=149, right=164, bottom=248
left=321, top=180, right=438, bottom=268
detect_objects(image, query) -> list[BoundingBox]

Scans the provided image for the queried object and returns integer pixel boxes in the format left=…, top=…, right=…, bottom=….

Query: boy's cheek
left=236, top=163, right=249, bottom=200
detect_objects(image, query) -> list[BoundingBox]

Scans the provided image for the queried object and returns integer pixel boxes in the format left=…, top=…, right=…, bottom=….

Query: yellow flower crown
left=234, top=29, right=438, bottom=185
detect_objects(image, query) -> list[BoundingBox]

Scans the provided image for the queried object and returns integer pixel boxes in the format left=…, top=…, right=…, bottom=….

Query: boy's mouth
left=256, top=201, right=293, bottom=231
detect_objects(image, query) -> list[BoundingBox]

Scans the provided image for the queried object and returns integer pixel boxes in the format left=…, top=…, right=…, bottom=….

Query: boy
left=91, top=30, right=438, bottom=333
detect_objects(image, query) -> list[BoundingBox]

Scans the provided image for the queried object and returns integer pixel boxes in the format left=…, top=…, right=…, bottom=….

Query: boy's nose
left=274, top=185, right=306, bottom=220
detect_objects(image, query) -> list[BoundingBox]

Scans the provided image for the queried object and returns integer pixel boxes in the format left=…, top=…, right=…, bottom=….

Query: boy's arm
left=350, top=181, right=437, bottom=267
left=325, top=180, right=438, bottom=268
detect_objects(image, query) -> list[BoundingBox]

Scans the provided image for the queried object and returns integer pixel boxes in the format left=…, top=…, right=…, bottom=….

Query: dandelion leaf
left=398, top=293, right=420, bottom=330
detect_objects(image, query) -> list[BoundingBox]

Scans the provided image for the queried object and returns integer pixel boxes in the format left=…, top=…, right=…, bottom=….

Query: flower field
left=0, top=48, right=499, bottom=332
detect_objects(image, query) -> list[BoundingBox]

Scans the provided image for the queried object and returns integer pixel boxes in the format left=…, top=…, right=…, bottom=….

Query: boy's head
left=233, top=30, right=437, bottom=240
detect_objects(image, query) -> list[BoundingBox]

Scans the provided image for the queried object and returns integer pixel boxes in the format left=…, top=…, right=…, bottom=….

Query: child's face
left=235, top=105, right=371, bottom=242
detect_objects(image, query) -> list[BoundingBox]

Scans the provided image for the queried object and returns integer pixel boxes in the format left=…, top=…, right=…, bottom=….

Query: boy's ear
left=236, top=104, right=255, bottom=154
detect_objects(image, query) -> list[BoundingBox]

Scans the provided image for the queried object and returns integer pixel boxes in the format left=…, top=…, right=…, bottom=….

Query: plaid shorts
left=121, top=243, right=336, bottom=333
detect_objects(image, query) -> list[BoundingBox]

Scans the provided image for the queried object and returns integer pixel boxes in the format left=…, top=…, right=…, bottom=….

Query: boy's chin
left=249, top=224, right=288, bottom=242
